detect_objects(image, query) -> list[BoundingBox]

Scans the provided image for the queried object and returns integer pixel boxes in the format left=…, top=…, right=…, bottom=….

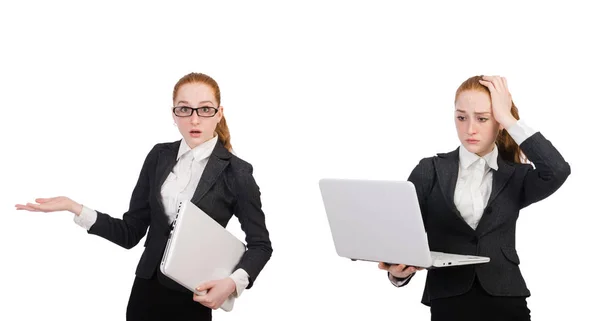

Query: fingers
left=16, top=197, right=75, bottom=213
left=390, top=264, right=408, bottom=276
left=401, top=266, right=418, bottom=275
left=490, top=77, right=503, bottom=92
left=15, top=204, right=40, bottom=212
left=25, top=203, right=43, bottom=210
left=196, top=281, right=215, bottom=293
left=404, top=268, right=418, bottom=278
left=480, top=75, right=509, bottom=93
left=15, top=197, right=55, bottom=211
left=390, top=264, right=419, bottom=278
left=193, top=292, right=211, bottom=304
left=24, top=202, right=49, bottom=212
left=192, top=287, right=210, bottom=304
left=478, top=78, right=494, bottom=90
left=390, top=264, right=406, bottom=272
left=193, top=294, right=219, bottom=310
left=378, top=262, right=422, bottom=278
left=192, top=286, right=221, bottom=310
left=492, top=76, right=507, bottom=92
left=195, top=289, right=209, bottom=298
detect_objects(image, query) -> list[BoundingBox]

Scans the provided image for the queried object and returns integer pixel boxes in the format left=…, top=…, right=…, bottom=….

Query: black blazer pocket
left=501, top=247, right=520, bottom=265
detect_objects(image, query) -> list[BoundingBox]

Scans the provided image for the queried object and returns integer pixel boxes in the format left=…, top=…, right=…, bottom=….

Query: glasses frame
left=172, top=106, right=220, bottom=118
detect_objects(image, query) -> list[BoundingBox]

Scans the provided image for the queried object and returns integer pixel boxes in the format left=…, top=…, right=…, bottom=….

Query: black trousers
left=126, top=272, right=212, bottom=321
left=430, top=277, right=530, bottom=321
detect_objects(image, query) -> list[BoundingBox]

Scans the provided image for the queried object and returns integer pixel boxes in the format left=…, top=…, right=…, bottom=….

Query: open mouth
left=190, top=130, right=202, bottom=137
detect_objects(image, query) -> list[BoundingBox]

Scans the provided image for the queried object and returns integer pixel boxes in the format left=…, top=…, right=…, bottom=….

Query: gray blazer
left=397, top=132, right=570, bottom=306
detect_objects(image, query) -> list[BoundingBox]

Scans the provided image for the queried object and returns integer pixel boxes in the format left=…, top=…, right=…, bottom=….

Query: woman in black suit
left=16, top=72, right=273, bottom=321
left=378, top=75, right=570, bottom=321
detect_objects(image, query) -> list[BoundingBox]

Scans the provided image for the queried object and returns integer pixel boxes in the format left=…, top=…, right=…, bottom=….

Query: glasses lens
left=174, top=106, right=192, bottom=116
left=198, top=107, right=217, bottom=117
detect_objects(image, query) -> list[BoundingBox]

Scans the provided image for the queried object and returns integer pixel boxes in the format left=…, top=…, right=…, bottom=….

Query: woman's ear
left=217, top=106, right=224, bottom=122
left=172, top=112, right=178, bottom=126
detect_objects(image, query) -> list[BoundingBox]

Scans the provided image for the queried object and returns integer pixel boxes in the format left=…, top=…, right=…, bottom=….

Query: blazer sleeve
left=407, top=157, right=436, bottom=228
left=232, top=165, right=273, bottom=289
left=518, top=132, right=571, bottom=209
left=87, top=145, right=157, bottom=249
left=390, top=157, right=435, bottom=287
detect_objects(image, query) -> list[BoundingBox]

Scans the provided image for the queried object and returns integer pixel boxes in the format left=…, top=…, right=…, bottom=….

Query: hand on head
left=478, top=75, right=517, bottom=128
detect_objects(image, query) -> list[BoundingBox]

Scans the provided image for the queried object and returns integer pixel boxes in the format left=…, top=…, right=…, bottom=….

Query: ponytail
left=495, top=102, right=526, bottom=164
left=215, top=115, right=232, bottom=152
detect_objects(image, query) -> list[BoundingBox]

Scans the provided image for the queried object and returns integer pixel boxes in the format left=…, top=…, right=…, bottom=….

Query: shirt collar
left=176, top=135, right=219, bottom=162
left=459, top=143, right=499, bottom=171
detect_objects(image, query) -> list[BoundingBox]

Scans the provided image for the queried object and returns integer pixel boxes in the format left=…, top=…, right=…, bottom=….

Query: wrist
left=71, top=202, right=83, bottom=216
left=227, top=277, right=236, bottom=295
left=499, top=116, right=517, bottom=129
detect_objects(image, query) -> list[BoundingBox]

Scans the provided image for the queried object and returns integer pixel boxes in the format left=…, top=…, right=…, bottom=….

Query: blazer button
left=470, top=236, right=479, bottom=244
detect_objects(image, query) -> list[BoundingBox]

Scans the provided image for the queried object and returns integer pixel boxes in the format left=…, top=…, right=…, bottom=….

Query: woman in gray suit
left=378, top=75, right=570, bottom=321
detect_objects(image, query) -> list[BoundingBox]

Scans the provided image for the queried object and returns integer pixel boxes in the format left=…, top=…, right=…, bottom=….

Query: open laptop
left=318, top=178, right=490, bottom=269
left=160, top=200, right=246, bottom=311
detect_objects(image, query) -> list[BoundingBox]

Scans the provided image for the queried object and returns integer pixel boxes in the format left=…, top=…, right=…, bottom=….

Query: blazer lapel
left=190, top=141, right=232, bottom=204
left=154, top=141, right=179, bottom=227
left=433, top=149, right=471, bottom=224
left=475, top=156, right=515, bottom=233
left=487, top=156, right=515, bottom=206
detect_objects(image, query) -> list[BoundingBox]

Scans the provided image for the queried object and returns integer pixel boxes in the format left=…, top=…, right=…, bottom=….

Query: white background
left=1, top=1, right=598, bottom=320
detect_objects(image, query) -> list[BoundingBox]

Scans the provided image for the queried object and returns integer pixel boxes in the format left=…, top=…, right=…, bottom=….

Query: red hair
left=454, top=75, right=525, bottom=164
left=172, top=72, right=232, bottom=151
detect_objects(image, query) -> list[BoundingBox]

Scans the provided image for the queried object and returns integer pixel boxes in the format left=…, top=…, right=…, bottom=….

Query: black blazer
left=86, top=140, right=273, bottom=291
left=397, top=132, right=570, bottom=305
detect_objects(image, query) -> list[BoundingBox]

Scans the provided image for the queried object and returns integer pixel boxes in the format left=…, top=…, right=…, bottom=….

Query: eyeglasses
left=172, top=106, right=219, bottom=118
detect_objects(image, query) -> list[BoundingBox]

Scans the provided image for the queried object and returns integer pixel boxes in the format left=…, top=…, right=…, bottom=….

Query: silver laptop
left=318, top=178, right=490, bottom=269
left=160, top=200, right=246, bottom=310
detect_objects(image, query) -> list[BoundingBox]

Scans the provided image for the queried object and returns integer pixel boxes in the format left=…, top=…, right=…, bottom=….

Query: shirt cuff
left=229, top=268, right=250, bottom=298
left=505, top=120, right=538, bottom=145
left=219, top=268, right=249, bottom=312
left=388, top=272, right=410, bottom=287
left=73, top=205, right=97, bottom=230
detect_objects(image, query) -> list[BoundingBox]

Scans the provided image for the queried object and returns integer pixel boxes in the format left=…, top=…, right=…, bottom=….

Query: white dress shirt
left=454, top=144, right=498, bottom=229
left=389, top=120, right=537, bottom=286
left=74, top=135, right=249, bottom=310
